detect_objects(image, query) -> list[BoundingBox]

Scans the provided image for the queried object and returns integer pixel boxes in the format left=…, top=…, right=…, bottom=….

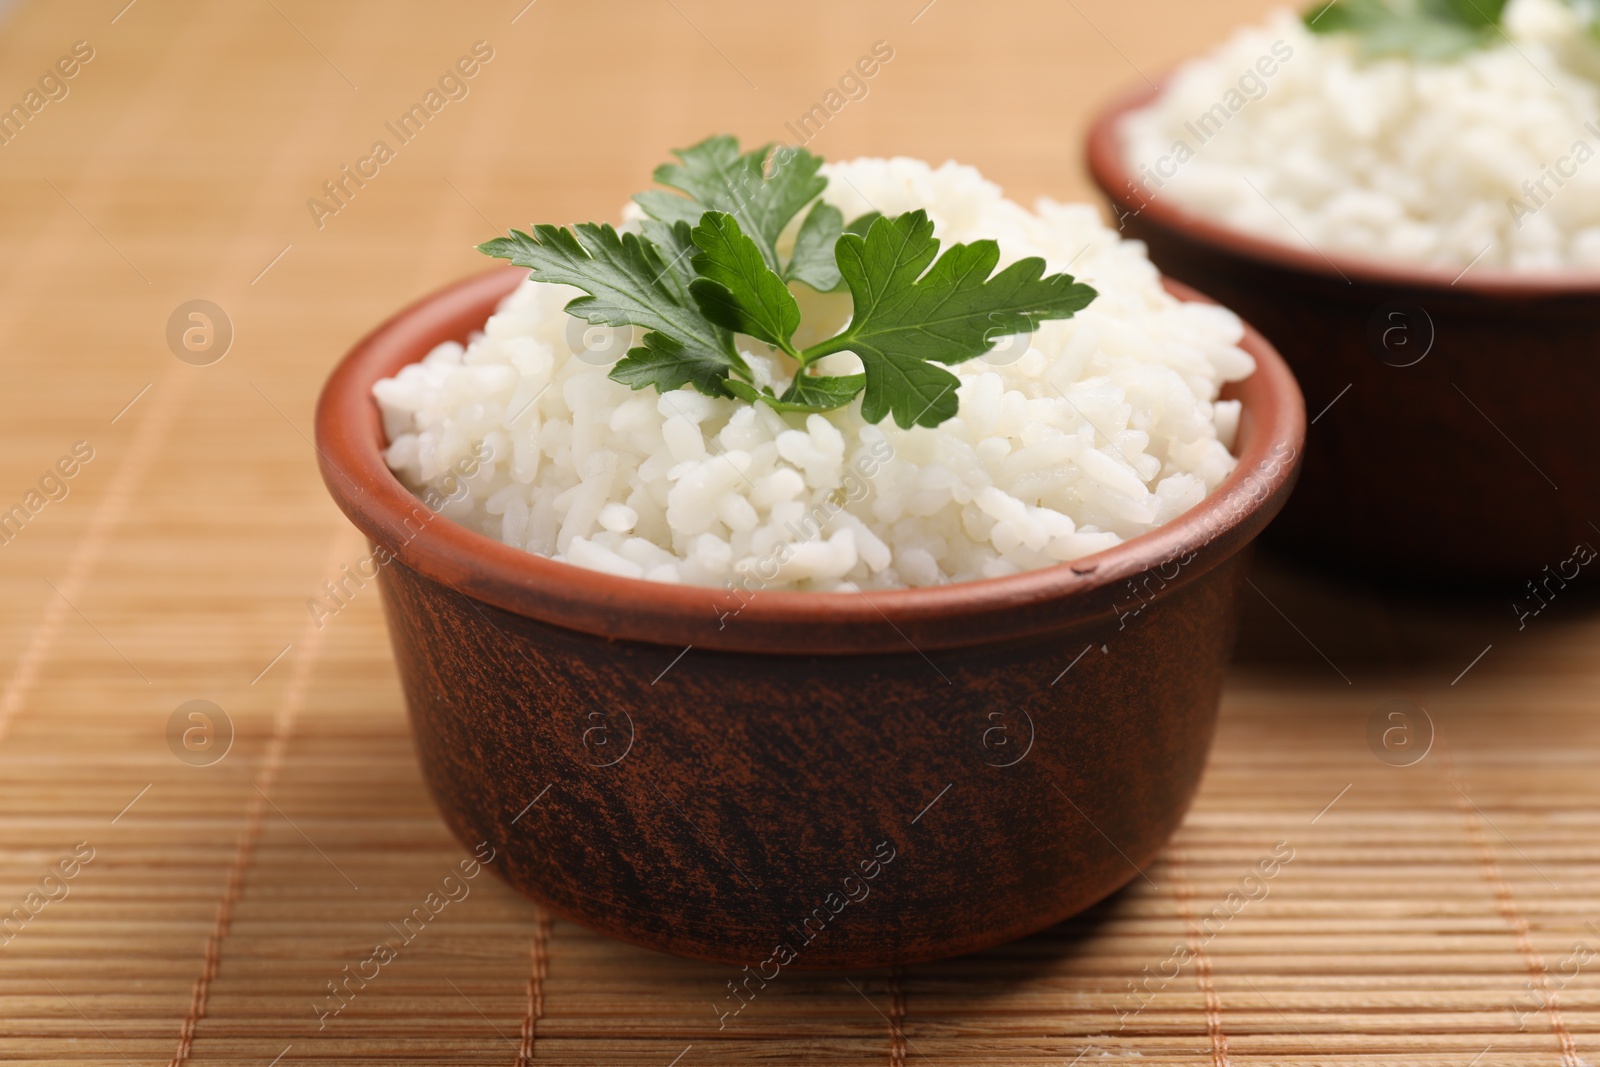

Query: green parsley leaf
left=687, top=211, right=801, bottom=352
left=1428, top=0, right=1509, bottom=27
left=776, top=371, right=866, bottom=410
left=724, top=373, right=865, bottom=414
left=478, top=221, right=749, bottom=398
left=630, top=190, right=704, bottom=231
left=634, top=135, right=827, bottom=275
left=844, top=211, right=883, bottom=236
left=479, top=223, right=733, bottom=364
left=786, top=201, right=845, bottom=292
left=1305, top=0, right=1508, bottom=59
left=636, top=217, right=700, bottom=306
left=611, top=331, right=738, bottom=399
left=801, top=210, right=1097, bottom=429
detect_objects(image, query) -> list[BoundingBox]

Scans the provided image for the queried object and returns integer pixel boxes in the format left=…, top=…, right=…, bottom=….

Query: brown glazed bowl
left=314, top=265, right=1303, bottom=969
left=1088, top=84, right=1600, bottom=584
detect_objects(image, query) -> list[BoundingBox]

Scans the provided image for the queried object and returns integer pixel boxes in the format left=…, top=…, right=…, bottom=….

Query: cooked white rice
left=373, top=158, right=1254, bottom=591
left=1119, top=0, right=1600, bottom=270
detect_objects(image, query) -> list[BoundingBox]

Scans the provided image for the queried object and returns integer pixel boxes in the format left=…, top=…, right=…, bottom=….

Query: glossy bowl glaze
left=315, top=265, right=1304, bottom=969
left=1088, top=83, right=1600, bottom=583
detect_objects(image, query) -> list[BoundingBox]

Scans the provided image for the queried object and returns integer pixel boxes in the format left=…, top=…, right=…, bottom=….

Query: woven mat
left=2, top=0, right=1597, bottom=1063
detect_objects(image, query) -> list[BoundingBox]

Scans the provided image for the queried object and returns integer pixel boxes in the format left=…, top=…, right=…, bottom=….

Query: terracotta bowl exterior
left=314, top=265, right=1304, bottom=969
left=1088, top=84, right=1600, bottom=583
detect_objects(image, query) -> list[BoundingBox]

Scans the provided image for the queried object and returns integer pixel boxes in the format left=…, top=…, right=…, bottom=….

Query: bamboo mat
left=2, top=0, right=1597, bottom=1064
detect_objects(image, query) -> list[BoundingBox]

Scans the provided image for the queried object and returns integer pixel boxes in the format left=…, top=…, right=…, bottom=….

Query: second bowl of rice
left=1089, top=0, right=1600, bottom=582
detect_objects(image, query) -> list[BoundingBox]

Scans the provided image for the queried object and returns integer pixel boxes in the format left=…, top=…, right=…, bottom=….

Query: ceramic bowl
left=1088, top=83, right=1600, bottom=584
left=314, top=265, right=1304, bottom=969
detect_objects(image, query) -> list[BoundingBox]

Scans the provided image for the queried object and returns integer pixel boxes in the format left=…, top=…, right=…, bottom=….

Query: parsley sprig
left=479, top=136, right=1097, bottom=430
left=1303, top=0, right=1511, bottom=59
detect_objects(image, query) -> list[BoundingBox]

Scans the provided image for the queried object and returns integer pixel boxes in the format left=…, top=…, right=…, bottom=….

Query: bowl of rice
left=1089, top=0, right=1600, bottom=582
left=315, top=153, right=1303, bottom=969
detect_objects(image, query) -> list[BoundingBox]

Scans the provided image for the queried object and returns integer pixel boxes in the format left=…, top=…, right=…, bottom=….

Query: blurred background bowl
left=1088, top=82, right=1600, bottom=586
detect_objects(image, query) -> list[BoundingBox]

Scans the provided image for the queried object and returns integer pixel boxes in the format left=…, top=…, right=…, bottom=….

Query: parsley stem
left=796, top=333, right=854, bottom=367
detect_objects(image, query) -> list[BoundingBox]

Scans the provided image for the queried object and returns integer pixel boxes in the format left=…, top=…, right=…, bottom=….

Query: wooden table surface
left=3, top=1, right=1598, bottom=1064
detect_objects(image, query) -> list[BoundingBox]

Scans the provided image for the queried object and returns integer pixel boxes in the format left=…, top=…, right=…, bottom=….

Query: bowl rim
left=1086, top=81, right=1600, bottom=297
left=314, top=265, right=1304, bottom=655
